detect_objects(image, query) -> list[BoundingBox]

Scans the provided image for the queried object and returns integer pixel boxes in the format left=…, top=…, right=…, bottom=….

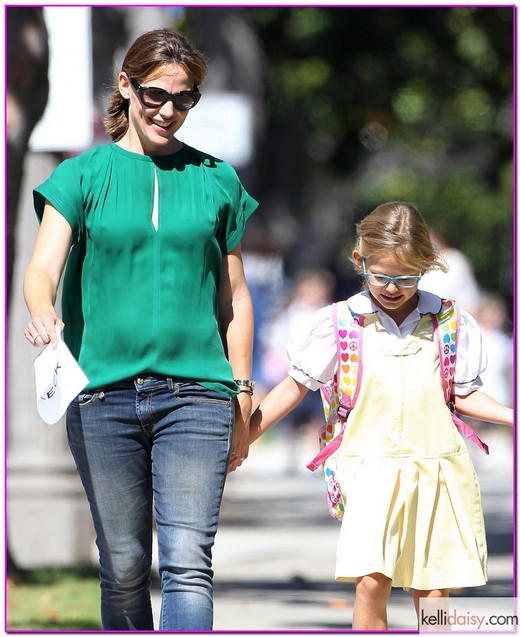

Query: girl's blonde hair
left=104, top=29, right=208, bottom=141
left=351, top=201, right=448, bottom=274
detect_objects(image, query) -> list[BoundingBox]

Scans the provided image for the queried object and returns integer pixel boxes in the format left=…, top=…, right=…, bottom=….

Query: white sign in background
left=29, top=6, right=93, bottom=152
left=177, top=93, right=254, bottom=168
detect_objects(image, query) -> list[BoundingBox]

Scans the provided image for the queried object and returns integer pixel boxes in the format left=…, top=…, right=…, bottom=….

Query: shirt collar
left=347, top=289, right=444, bottom=320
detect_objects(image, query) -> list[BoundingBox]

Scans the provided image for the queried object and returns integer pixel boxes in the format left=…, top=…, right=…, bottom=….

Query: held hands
left=228, top=391, right=253, bottom=473
left=228, top=377, right=310, bottom=473
left=24, top=311, right=64, bottom=350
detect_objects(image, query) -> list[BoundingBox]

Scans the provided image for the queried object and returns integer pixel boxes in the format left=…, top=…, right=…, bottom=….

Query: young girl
left=250, top=201, right=513, bottom=630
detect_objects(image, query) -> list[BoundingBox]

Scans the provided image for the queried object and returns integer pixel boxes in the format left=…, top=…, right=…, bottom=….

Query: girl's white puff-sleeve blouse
left=287, top=290, right=486, bottom=396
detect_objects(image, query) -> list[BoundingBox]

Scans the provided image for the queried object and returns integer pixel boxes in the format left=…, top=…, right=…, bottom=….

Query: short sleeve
left=452, top=309, right=487, bottom=396
left=213, top=162, right=258, bottom=254
left=287, top=305, right=337, bottom=391
left=33, top=156, right=84, bottom=243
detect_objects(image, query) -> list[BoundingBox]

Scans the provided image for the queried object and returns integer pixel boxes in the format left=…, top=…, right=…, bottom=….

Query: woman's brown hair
left=351, top=201, right=448, bottom=274
left=104, top=29, right=207, bottom=141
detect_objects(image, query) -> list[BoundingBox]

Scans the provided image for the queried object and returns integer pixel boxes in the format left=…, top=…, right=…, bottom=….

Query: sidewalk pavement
left=153, top=426, right=514, bottom=632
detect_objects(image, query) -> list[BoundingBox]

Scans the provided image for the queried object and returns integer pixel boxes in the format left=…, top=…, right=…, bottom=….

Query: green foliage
left=251, top=6, right=513, bottom=306
left=254, top=6, right=512, bottom=161
left=7, top=568, right=102, bottom=630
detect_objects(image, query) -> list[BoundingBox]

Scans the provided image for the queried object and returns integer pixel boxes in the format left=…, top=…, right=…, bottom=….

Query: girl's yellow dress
left=288, top=291, right=487, bottom=591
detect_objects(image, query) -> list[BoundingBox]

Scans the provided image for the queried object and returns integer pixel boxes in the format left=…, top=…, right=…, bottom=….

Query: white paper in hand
left=33, top=328, right=89, bottom=424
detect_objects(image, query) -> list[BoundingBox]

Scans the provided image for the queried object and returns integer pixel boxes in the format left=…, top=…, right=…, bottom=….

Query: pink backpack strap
left=450, top=410, right=489, bottom=453
left=432, top=299, right=489, bottom=454
left=431, top=299, right=459, bottom=404
left=337, top=311, right=364, bottom=418
left=306, top=304, right=364, bottom=471
left=306, top=430, right=344, bottom=471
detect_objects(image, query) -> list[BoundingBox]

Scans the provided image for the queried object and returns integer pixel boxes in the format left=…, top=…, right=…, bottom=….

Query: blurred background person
left=465, top=292, right=513, bottom=475
left=419, top=227, right=480, bottom=315
left=474, top=292, right=513, bottom=408
left=260, top=269, right=335, bottom=473
left=242, top=223, right=285, bottom=395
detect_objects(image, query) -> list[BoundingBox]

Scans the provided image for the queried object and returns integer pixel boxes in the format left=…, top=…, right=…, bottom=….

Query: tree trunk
left=6, top=6, right=49, bottom=577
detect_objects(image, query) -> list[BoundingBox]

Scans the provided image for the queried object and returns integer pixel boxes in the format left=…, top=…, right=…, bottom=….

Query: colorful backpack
left=306, top=299, right=489, bottom=521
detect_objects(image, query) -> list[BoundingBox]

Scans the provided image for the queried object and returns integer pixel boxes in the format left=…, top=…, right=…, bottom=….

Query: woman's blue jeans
left=66, top=377, right=234, bottom=631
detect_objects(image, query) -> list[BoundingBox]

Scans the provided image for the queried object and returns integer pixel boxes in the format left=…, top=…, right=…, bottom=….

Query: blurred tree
left=186, top=6, right=266, bottom=196
left=6, top=7, right=49, bottom=578
left=91, top=7, right=128, bottom=114
left=7, top=7, right=49, bottom=307
left=244, top=7, right=513, bottom=308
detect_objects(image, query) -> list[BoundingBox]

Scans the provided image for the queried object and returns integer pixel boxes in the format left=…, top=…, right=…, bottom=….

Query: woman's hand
left=228, top=391, right=252, bottom=473
left=24, top=311, right=64, bottom=349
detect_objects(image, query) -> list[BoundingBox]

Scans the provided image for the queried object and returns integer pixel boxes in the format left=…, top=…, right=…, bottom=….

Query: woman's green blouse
left=33, top=143, right=258, bottom=394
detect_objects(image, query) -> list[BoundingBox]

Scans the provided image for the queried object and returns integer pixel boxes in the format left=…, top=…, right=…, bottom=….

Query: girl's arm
left=250, top=376, right=310, bottom=443
left=219, top=244, right=254, bottom=472
left=454, top=390, right=514, bottom=426
left=452, top=310, right=513, bottom=426
left=23, top=203, right=72, bottom=348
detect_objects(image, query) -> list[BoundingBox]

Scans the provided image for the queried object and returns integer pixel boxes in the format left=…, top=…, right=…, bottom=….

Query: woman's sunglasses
left=130, top=78, right=201, bottom=110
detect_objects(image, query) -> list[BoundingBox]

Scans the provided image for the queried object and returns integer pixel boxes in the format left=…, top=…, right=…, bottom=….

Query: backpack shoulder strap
left=307, top=304, right=364, bottom=472
left=431, top=298, right=459, bottom=404
left=334, top=301, right=364, bottom=417
left=431, top=299, right=489, bottom=454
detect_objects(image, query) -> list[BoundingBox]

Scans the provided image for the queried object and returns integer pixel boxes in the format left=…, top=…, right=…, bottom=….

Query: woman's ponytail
left=104, top=90, right=129, bottom=142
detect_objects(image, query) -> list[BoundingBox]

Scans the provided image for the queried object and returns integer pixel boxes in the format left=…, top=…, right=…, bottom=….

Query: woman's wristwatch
left=234, top=379, right=255, bottom=396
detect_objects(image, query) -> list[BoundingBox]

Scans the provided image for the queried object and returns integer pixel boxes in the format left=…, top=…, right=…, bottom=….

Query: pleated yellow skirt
left=332, top=314, right=488, bottom=590
left=335, top=454, right=487, bottom=589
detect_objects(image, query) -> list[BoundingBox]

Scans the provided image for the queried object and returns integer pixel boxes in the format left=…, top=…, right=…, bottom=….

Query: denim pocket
left=70, top=390, right=103, bottom=409
left=173, top=383, right=233, bottom=406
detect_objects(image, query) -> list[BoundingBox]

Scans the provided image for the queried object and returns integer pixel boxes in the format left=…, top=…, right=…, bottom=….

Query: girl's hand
left=249, top=376, right=310, bottom=445
left=228, top=391, right=253, bottom=473
left=24, top=312, right=64, bottom=349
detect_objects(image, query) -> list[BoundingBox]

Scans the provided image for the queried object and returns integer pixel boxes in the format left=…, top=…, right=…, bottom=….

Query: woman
left=23, top=28, right=258, bottom=631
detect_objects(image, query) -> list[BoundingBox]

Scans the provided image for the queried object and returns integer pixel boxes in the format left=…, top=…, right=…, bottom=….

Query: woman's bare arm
left=23, top=203, right=72, bottom=348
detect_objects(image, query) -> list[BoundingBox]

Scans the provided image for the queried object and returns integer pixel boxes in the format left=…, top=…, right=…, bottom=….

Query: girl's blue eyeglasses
left=362, top=258, right=422, bottom=289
